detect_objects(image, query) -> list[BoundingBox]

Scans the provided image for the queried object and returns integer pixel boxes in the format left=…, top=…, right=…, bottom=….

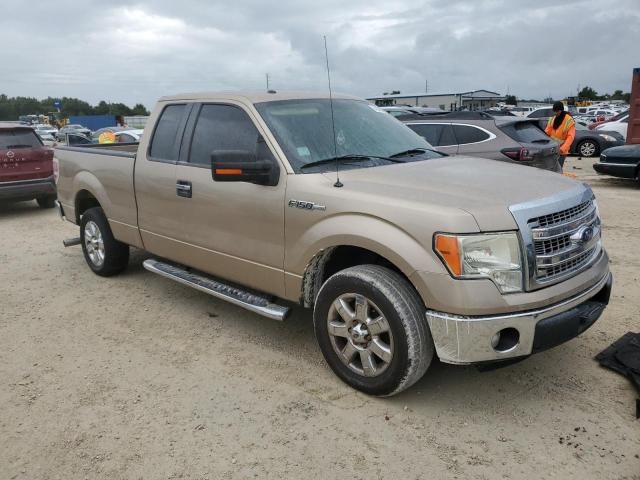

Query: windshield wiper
left=531, top=139, right=550, bottom=144
left=389, top=147, right=431, bottom=158
left=300, top=154, right=404, bottom=170
left=5, top=144, right=33, bottom=149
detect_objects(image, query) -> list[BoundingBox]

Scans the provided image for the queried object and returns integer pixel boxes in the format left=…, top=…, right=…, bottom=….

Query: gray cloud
left=1, top=0, right=638, bottom=108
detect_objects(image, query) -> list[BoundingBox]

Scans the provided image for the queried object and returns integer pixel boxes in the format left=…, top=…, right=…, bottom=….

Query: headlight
left=598, top=134, right=616, bottom=142
left=434, top=233, right=523, bottom=293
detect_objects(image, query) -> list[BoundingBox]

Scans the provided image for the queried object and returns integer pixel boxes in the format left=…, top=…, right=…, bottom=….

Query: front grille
left=537, top=247, right=597, bottom=280
left=528, top=198, right=601, bottom=285
left=535, top=235, right=572, bottom=255
left=531, top=200, right=591, bottom=228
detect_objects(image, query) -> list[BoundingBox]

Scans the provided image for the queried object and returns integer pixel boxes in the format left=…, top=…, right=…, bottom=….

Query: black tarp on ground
left=595, top=332, right=640, bottom=418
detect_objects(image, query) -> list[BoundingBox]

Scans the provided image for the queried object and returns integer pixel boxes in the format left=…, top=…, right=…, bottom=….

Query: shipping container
left=69, top=115, right=116, bottom=132
left=628, top=67, right=640, bottom=145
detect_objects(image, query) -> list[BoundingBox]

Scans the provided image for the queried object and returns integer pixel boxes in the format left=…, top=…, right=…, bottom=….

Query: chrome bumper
left=426, top=271, right=612, bottom=365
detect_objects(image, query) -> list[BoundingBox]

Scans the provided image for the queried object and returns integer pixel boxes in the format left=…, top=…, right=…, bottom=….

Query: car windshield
left=254, top=99, right=440, bottom=172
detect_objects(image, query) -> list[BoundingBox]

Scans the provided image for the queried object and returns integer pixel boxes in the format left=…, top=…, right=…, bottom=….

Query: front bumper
left=0, top=176, right=56, bottom=201
left=593, top=162, right=637, bottom=179
left=426, top=271, right=612, bottom=364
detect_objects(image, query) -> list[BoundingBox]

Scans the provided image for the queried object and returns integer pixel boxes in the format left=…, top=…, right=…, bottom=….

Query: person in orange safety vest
left=545, top=101, right=575, bottom=172
left=98, top=131, right=116, bottom=144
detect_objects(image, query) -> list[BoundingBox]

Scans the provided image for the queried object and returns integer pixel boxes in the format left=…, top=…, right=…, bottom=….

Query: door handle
left=176, top=180, right=192, bottom=198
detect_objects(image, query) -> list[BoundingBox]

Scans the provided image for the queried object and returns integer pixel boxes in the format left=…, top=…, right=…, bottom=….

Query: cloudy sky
left=2, top=0, right=639, bottom=107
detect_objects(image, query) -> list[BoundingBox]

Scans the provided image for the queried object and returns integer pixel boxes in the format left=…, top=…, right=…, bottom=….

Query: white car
left=596, top=116, right=628, bottom=140
left=34, top=123, right=58, bottom=137
left=114, top=129, right=144, bottom=143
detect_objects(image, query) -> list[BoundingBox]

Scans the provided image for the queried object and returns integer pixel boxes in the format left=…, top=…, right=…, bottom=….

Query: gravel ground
left=1, top=156, right=639, bottom=479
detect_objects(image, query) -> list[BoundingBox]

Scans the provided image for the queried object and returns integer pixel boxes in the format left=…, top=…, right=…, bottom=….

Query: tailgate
left=0, top=129, right=53, bottom=182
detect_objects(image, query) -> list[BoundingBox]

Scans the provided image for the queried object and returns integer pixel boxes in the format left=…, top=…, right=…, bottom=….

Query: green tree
left=578, top=86, right=598, bottom=100
left=131, top=103, right=150, bottom=115
left=504, top=94, right=517, bottom=105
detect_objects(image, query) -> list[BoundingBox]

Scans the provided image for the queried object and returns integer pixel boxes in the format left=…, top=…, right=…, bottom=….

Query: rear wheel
left=36, top=196, right=56, bottom=209
left=80, top=207, right=129, bottom=276
left=577, top=139, right=599, bottom=158
left=313, top=265, right=433, bottom=396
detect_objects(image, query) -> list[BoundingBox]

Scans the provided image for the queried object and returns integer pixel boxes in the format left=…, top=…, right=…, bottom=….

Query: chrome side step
left=142, top=259, right=290, bottom=321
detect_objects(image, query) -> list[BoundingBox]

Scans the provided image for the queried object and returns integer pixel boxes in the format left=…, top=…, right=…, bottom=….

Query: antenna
left=324, top=35, right=342, bottom=188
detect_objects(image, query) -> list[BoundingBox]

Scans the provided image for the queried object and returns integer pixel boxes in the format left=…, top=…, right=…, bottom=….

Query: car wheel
left=578, top=140, right=599, bottom=158
left=313, top=265, right=434, bottom=396
left=80, top=207, right=129, bottom=277
left=36, top=196, right=56, bottom=209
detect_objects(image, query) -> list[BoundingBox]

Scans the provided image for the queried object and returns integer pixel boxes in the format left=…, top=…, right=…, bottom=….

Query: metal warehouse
left=367, top=89, right=505, bottom=111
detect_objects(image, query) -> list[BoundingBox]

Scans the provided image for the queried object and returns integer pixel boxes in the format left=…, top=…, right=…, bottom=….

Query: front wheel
left=80, top=207, right=129, bottom=277
left=313, top=265, right=434, bottom=396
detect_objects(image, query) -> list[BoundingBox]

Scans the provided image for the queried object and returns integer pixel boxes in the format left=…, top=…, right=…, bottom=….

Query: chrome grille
left=532, top=200, right=592, bottom=228
left=528, top=199, right=601, bottom=283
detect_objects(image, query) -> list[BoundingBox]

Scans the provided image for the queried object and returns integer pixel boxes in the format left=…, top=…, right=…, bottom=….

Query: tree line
left=0, top=94, right=150, bottom=121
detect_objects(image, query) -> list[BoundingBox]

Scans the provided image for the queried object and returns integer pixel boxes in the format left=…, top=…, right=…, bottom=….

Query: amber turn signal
left=215, top=168, right=243, bottom=175
left=434, top=234, right=462, bottom=276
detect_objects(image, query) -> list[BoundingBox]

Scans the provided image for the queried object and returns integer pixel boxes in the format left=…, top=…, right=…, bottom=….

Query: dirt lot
left=1, top=156, right=639, bottom=479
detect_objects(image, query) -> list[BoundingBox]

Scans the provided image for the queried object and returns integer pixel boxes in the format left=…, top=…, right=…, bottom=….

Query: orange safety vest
left=545, top=114, right=576, bottom=156
left=99, top=131, right=116, bottom=144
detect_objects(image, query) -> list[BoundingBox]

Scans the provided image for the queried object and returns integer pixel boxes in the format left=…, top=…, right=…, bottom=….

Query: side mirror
left=211, top=150, right=279, bottom=186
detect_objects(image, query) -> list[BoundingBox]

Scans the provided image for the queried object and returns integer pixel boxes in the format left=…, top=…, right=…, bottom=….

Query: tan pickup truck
left=54, top=91, right=612, bottom=396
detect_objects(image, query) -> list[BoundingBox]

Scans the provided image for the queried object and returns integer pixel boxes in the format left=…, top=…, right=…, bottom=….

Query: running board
left=142, top=259, right=289, bottom=321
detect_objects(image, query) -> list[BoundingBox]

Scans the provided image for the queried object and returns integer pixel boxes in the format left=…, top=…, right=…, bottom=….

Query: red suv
left=0, top=124, right=56, bottom=208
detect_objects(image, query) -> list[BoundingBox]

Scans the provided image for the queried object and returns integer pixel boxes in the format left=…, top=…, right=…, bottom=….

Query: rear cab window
left=149, top=104, right=187, bottom=162
left=0, top=129, right=43, bottom=149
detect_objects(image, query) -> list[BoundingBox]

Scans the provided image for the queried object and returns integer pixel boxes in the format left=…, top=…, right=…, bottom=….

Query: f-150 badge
left=288, top=199, right=326, bottom=211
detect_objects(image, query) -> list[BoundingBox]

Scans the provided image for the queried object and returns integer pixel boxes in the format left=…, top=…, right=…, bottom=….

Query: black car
left=593, top=144, right=640, bottom=184
left=534, top=117, right=624, bottom=157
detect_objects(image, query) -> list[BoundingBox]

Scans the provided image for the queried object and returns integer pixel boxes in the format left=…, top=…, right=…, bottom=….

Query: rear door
left=450, top=123, right=496, bottom=158
left=0, top=128, right=52, bottom=183
left=406, top=123, right=458, bottom=155
left=499, top=120, right=560, bottom=171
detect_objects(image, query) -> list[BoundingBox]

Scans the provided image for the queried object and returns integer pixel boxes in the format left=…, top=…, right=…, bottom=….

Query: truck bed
left=55, top=143, right=141, bottom=246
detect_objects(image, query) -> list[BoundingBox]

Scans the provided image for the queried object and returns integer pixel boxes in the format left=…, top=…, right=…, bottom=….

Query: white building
left=367, top=89, right=505, bottom=111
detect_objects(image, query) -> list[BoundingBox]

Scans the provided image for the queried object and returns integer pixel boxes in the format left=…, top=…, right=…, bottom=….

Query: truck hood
left=324, top=155, right=582, bottom=230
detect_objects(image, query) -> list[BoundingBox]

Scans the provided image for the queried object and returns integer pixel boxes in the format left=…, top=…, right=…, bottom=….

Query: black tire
left=80, top=207, right=129, bottom=277
left=36, top=196, right=56, bottom=209
left=313, top=265, right=434, bottom=396
left=577, top=139, right=599, bottom=158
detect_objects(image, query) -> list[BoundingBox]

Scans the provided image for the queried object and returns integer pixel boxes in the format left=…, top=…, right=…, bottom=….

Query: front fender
left=285, top=213, right=446, bottom=301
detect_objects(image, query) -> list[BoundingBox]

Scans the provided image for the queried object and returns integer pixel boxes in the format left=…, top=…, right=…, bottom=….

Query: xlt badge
left=288, top=199, right=326, bottom=211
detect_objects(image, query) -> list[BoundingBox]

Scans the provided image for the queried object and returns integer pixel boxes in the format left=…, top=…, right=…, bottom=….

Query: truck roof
left=0, top=122, right=33, bottom=130
left=158, top=90, right=361, bottom=103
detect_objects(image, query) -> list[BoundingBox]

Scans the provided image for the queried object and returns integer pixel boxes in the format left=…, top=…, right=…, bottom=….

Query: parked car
left=380, top=106, right=444, bottom=117
left=57, top=124, right=91, bottom=140
left=0, top=123, right=56, bottom=208
left=114, top=129, right=144, bottom=143
left=55, top=91, right=611, bottom=397
left=532, top=118, right=624, bottom=157
left=593, top=144, right=640, bottom=184
left=34, top=123, right=58, bottom=138
left=588, top=110, right=628, bottom=130
left=595, top=116, right=629, bottom=141
left=91, top=126, right=129, bottom=142
left=399, top=111, right=561, bottom=171
left=34, top=127, right=57, bottom=144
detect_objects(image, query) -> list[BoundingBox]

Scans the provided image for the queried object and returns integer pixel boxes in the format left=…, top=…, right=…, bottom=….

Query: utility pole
left=425, top=79, right=428, bottom=93
left=266, top=73, right=270, bottom=90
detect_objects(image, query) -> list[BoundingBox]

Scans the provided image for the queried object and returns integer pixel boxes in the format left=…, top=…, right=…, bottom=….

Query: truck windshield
left=254, top=99, right=440, bottom=172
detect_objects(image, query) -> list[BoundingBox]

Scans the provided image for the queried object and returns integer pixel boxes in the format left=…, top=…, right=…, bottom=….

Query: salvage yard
left=1, top=157, right=639, bottom=479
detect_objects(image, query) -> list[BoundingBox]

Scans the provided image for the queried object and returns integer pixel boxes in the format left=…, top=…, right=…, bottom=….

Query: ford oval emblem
left=571, top=225, right=594, bottom=244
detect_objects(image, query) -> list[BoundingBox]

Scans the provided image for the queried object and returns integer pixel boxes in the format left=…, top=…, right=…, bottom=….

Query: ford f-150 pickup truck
left=55, top=91, right=612, bottom=396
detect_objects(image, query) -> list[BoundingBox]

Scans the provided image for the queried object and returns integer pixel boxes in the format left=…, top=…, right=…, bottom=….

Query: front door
left=170, top=102, right=287, bottom=298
